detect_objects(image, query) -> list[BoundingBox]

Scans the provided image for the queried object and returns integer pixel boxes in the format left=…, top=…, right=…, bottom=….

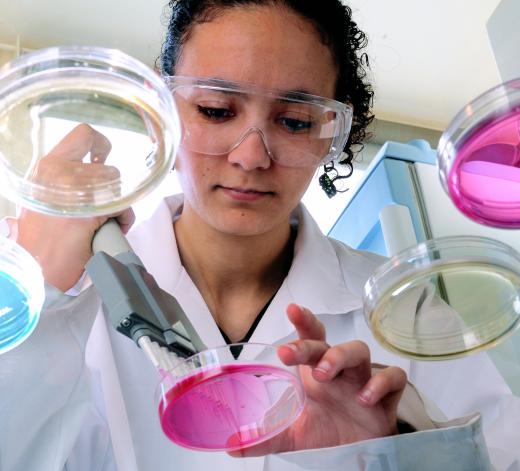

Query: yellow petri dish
left=0, top=46, right=180, bottom=217
left=363, top=236, right=520, bottom=360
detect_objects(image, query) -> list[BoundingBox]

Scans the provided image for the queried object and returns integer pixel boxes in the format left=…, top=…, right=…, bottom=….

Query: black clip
left=319, top=172, right=337, bottom=198
left=319, top=162, right=353, bottom=198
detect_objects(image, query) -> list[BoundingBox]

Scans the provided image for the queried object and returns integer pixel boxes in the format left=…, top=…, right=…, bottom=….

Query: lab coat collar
left=285, top=203, right=364, bottom=315
left=127, top=195, right=367, bottom=348
left=126, top=194, right=184, bottom=295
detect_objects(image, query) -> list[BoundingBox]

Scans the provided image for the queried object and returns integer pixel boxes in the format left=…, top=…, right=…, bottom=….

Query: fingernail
left=285, top=343, right=299, bottom=352
left=315, top=360, right=332, bottom=374
left=358, top=388, right=373, bottom=404
left=291, top=303, right=303, bottom=314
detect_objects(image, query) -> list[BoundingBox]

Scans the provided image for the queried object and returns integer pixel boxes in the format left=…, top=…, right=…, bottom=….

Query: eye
left=278, top=117, right=314, bottom=133
left=197, top=105, right=234, bottom=121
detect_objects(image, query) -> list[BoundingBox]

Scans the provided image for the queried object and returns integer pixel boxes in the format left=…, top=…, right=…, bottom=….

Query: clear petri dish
left=363, top=236, right=520, bottom=360
left=0, top=236, right=45, bottom=354
left=0, top=46, right=179, bottom=216
left=437, top=78, right=520, bottom=228
left=156, top=343, right=305, bottom=452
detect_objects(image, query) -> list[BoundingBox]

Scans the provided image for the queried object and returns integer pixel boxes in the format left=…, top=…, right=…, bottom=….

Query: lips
left=218, top=184, right=273, bottom=193
left=222, top=186, right=268, bottom=194
left=217, top=185, right=274, bottom=201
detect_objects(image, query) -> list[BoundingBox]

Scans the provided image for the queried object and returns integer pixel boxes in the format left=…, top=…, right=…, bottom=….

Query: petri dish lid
left=0, top=46, right=180, bottom=216
left=0, top=236, right=45, bottom=354
left=363, top=235, right=520, bottom=360
left=437, top=78, right=520, bottom=228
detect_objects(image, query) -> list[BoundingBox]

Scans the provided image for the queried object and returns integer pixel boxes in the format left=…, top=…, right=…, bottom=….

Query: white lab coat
left=0, top=194, right=518, bottom=471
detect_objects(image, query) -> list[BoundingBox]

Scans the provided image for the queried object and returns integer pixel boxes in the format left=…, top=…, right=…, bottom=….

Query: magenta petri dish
left=156, top=343, right=305, bottom=452
left=437, top=79, right=520, bottom=228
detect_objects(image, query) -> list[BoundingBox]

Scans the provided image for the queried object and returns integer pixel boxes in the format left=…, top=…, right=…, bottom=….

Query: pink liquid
left=448, top=107, right=520, bottom=227
left=158, top=363, right=304, bottom=451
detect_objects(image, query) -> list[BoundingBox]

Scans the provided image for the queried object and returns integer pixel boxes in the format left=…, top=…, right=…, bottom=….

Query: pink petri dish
left=156, top=343, right=305, bottom=452
left=438, top=79, right=520, bottom=228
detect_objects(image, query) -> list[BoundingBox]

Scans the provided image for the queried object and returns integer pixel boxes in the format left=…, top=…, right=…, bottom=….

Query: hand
left=17, top=123, right=135, bottom=292
left=233, top=303, right=407, bottom=456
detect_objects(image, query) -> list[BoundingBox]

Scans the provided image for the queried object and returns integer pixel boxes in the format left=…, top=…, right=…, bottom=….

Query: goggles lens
left=164, top=76, right=353, bottom=167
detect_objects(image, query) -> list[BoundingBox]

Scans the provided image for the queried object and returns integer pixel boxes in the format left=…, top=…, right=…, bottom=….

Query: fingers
left=286, top=303, right=326, bottom=341
left=32, top=161, right=120, bottom=197
left=46, top=123, right=112, bottom=163
left=227, top=431, right=289, bottom=458
left=356, top=366, right=407, bottom=408
left=278, top=339, right=329, bottom=367
left=279, top=338, right=372, bottom=384
left=283, top=304, right=407, bottom=412
left=313, top=340, right=372, bottom=383
left=115, top=208, right=136, bottom=234
left=31, top=124, right=119, bottom=199
left=63, top=161, right=120, bottom=183
left=284, top=305, right=371, bottom=381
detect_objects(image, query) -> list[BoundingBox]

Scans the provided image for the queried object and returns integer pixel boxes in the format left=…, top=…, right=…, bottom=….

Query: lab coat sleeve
left=264, top=365, right=493, bottom=471
left=266, top=413, right=490, bottom=471
left=0, top=282, right=101, bottom=471
left=268, top=240, right=495, bottom=471
left=396, top=283, right=520, bottom=470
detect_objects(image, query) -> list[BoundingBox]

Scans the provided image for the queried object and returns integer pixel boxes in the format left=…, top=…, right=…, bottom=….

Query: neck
left=174, top=203, right=295, bottom=340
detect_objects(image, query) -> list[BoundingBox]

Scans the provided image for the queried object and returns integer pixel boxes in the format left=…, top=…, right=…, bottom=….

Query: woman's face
left=174, top=5, right=338, bottom=237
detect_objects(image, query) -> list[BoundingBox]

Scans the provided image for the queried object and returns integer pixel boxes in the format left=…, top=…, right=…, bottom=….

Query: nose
left=227, top=127, right=273, bottom=171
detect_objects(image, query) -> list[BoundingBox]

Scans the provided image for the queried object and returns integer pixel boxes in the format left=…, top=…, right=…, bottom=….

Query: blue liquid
left=0, top=270, right=39, bottom=354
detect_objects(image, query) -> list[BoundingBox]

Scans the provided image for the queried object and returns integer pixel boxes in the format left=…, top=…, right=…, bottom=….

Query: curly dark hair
left=159, top=0, right=374, bottom=177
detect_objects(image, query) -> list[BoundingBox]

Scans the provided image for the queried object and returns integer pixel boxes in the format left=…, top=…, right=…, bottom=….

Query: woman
left=1, top=1, right=514, bottom=470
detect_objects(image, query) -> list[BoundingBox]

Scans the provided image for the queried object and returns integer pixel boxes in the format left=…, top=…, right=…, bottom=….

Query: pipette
left=85, top=220, right=205, bottom=370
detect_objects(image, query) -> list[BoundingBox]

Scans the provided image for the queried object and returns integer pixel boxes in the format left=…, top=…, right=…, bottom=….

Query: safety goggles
left=163, top=76, right=353, bottom=168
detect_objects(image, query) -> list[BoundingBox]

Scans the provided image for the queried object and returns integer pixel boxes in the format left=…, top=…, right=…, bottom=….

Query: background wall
left=0, top=0, right=500, bottom=230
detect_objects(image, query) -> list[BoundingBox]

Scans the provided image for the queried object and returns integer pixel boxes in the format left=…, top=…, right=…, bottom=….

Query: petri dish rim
left=0, top=236, right=45, bottom=355
left=0, top=46, right=179, bottom=217
left=363, top=235, right=520, bottom=360
left=156, top=342, right=306, bottom=452
left=437, top=78, right=520, bottom=228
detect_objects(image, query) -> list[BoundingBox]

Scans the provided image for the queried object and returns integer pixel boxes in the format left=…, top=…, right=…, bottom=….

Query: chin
left=210, top=211, right=278, bottom=237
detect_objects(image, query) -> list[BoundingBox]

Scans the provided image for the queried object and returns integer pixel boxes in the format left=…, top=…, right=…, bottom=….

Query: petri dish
left=0, top=46, right=179, bottom=216
left=363, top=236, right=520, bottom=360
left=437, top=78, right=520, bottom=228
left=156, top=343, right=305, bottom=452
left=0, top=236, right=45, bottom=354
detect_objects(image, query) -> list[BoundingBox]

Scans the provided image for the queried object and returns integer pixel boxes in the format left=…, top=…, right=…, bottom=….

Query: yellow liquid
left=368, top=261, right=520, bottom=359
left=0, top=75, right=174, bottom=215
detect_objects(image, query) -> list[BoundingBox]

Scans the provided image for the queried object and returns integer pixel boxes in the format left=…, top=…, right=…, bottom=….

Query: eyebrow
left=195, top=77, right=315, bottom=100
left=280, top=90, right=315, bottom=101
left=194, top=78, right=242, bottom=93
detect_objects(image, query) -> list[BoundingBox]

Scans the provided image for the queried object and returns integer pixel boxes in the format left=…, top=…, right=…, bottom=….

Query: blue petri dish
left=0, top=237, right=45, bottom=355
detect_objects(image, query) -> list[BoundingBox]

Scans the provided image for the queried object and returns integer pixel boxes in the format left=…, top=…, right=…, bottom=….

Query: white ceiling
left=0, top=0, right=503, bottom=131
left=348, top=0, right=502, bottom=129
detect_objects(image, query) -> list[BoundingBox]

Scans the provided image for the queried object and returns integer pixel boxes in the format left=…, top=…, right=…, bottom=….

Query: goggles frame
left=162, top=75, right=353, bottom=166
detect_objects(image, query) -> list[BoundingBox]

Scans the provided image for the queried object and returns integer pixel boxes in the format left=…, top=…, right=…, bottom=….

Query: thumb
left=227, top=428, right=291, bottom=457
